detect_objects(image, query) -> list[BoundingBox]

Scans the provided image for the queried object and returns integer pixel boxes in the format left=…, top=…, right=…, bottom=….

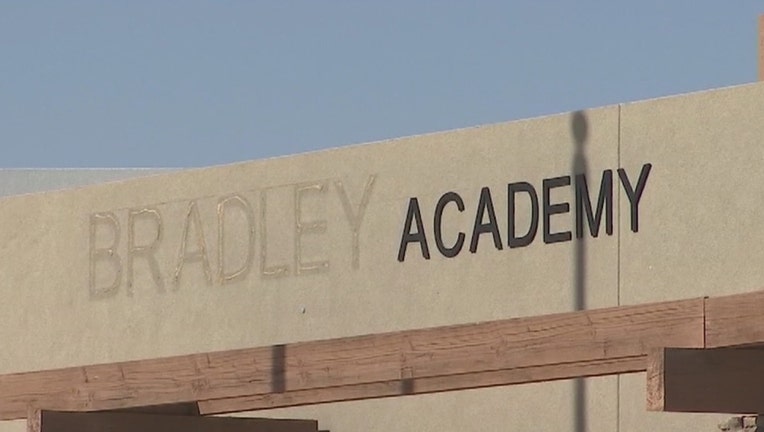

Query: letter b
left=89, top=212, right=122, bottom=299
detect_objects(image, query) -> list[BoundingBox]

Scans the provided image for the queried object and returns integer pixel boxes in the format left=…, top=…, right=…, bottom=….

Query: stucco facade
left=1, top=82, right=763, bottom=431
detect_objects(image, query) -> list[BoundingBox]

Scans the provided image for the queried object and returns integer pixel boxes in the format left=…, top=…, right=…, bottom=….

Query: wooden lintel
left=27, top=410, right=318, bottom=432
left=647, top=347, right=764, bottom=414
left=0, top=296, right=704, bottom=420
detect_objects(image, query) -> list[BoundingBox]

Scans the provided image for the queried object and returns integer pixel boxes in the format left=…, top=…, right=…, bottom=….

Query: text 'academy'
left=397, top=163, right=652, bottom=261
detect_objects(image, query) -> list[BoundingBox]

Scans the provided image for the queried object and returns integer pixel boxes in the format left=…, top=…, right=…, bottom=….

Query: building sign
left=87, top=160, right=652, bottom=299
left=397, top=164, right=651, bottom=261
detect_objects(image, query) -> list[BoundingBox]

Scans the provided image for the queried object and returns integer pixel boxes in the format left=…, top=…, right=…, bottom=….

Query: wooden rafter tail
left=645, top=348, right=667, bottom=412
left=0, top=296, right=705, bottom=420
left=704, top=290, right=764, bottom=347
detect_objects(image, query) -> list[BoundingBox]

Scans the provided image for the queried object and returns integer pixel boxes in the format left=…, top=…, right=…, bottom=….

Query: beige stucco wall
left=1, top=82, right=763, bottom=431
left=616, top=83, right=764, bottom=431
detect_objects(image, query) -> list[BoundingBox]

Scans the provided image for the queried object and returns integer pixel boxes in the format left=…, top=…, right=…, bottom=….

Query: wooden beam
left=27, top=410, right=318, bottom=432
left=0, top=297, right=704, bottom=420
left=199, top=355, right=645, bottom=414
left=647, top=347, right=764, bottom=414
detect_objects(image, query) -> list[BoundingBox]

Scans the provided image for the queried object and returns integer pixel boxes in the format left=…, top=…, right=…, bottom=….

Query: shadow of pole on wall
left=571, top=110, right=588, bottom=432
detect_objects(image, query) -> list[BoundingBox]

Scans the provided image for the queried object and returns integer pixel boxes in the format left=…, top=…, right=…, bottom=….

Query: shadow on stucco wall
left=571, top=110, right=588, bottom=432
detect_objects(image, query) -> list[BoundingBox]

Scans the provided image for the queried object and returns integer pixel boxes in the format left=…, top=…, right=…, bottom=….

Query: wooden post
left=759, top=15, right=764, bottom=81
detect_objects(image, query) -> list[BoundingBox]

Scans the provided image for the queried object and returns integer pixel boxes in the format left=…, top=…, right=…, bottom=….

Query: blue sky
left=1, top=1, right=761, bottom=167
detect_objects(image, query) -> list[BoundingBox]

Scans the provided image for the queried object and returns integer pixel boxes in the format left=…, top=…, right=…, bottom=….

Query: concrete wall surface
left=1, top=83, right=763, bottom=431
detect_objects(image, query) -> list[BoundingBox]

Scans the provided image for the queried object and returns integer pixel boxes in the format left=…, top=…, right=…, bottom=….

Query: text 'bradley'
left=88, top=175, right=376, bottom=299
